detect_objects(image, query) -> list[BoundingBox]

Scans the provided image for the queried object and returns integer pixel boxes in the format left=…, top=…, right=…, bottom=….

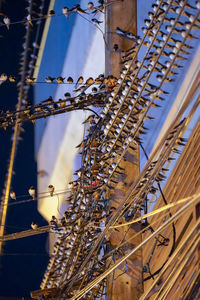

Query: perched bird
left=91, top=18, right=103, bottom=25
left=75, top=76, right=84, bottom=88
left=67, top=76, right=73, bottom=83
left=45, top=76, right=55, bottom=83
left=26, top=14, right=33, bottom=26
left=49, top=10, right=55, bottom=16
left=10, top=190, right=16, bottom=200
left=57, top=76, right=65, bottom=83
left=32, top=42, right=40, bottom=49
left=64, top=92, right=72, bottom=100
left=62, top=7, right=69, bottom=18
left=26, top=76, right=36, bottom=84
left=48, top=184, right=55, bottom=197
left=0, top=73, right=8, bottom=85
left=82, top=114, right=95, bottom=124
left=116, top=27, right=138, bottom=42
left=88, top=2, right=94, bottom=11
left=29, top=186, right=35, bottom=200
left=71, top=4, right=88, bottom=14
left=3, top=16, right=10, bottom=30
left=85, top=77, right=94, bottom=85
left=9, top=75, right=16, bottom=82
left=31, top=222, right=38, bottom=230
left=42, top=96, right=54, bottom=105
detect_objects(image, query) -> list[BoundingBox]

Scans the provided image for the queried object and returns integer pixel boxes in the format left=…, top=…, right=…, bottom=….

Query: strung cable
left=140, top=142, right=176, bottom=281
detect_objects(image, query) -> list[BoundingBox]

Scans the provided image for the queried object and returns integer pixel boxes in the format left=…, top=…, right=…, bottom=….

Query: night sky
left=0, top=0, right=48, bottom=298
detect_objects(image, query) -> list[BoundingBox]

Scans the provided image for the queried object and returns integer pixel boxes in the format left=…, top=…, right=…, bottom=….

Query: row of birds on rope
left=0, top=0, right=123, bottom=31
left=40, top=3, right=200, bottom=292
left=0, top=73, right=117, bottom=87
left=0, top=74, right=118, bottom=129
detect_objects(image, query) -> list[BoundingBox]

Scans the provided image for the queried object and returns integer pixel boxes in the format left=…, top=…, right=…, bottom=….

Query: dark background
left=0, top=0, right=48, bottom=298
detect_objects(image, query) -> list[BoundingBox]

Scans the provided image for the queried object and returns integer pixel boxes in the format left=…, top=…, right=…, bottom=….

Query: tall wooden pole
left=105, top=1, right=143, bottom=299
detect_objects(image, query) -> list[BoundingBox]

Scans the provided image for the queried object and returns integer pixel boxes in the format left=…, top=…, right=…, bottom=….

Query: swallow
left=82, top=114, right=95, bottom=124
left=32, top=42, right=40, bottom=48
left=29, top=186, right=35, bottom=199
left=74, top=76, right=84, bottom=90
left=46, top=76, right=55, bottom=83
left=57, top=76, right=65, bottom=83
left=8, top=75, right=16, bottom=82
left=62, top=7, right=69, bottom=18
left=88, top=2, right=94, bottom=11
left=42, top=96, right=54, bottom=105
left=67, top=76, right=73, bottom=83
left=49, top=10, right=55, bottom=17
left=26, top=14, right=33, bottom=26
left=57, top=98, right=66, bottom=108
left=26, top=76, right=36, bottom=84
left=48, top=184, right=55, bottom=197
left=64, top=92, right=71, bottom=98
left=10, top=190, right=16, bottom=200
left=156, top=75, right=174, bottom=83
left=85, top=77, right=94, bottom=85
left=0, top=73, right=7, bottom=85
left=31, top=222, right=38, bottom=230
left=91, top=18, right=103, bottom=25
left=3, top=16, right=10, bottom=30
left=71, top=4, right=88, bottom=14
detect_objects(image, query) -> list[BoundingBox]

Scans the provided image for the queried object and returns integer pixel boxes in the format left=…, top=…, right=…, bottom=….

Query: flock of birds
left=0, top=74, right=118, bottom=130
left=35, top=0, right=200, bottom=299
left=0, top=0, right=199, bottom=298
left=0, top=0, right=119, bottom=31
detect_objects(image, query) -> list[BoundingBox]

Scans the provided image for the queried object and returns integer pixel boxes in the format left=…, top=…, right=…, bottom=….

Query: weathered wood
left=106, top=1, right=143, bottom=299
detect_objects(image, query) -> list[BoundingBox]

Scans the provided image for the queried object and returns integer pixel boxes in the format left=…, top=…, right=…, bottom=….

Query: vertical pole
left=105, top=0, right=143, bottom=299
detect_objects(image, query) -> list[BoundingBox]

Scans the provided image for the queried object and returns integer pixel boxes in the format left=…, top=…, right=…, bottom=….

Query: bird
left=32, top=42, right=40, bottom=49
left=9, top=75, right=16, bottom=82
left=26, top=76, right=36, bottom=84
left=82, top=114, right=95, bottom=124
left=29, top=186, right=35, bottom=199
left=85, top=77, right=94, bottom=85
left=88, top=2, right=94, bottom=11
left=49, top=10, right=55, bottom=17
left=31, top=222, right=38, bottom=230
left=42, top=96, right=54, bottom=105
left=75, top=76, right=84, bottom=88
left=3, top=16, right=10, bottom=30
left=10, top=190, right=16, bottom=200
left=71, top=4, right=88, bottom=14
left=64, top=92, right=71, bottom=98
left=0, top=73, right=7, bottom=85
left=45, top=76, right=55, bottom=83
left=91, top=18, right=103, bottom=25
left=48, top=184, right=55, bottom=197
left=26, top=14, right=33, bottom=26
left=67, top=76, right=73, bottom=83
left=57, top=76, right=65, bottom=83
left=62, top=7, right=70, bottom=18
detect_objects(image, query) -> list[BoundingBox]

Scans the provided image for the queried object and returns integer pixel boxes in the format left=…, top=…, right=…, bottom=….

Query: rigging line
left=0, top=191, right=69, bottom=208
left=0, top=0, right=34, bottom=253
left=140, top=220, right=200, bottom=300
left=70, top=194, right=200, bottom=300
left=140, top=142, right=176, bottom=281
left=90, top=194, right=199, bottom=229
left=77, top=12, right=109, bottom=50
